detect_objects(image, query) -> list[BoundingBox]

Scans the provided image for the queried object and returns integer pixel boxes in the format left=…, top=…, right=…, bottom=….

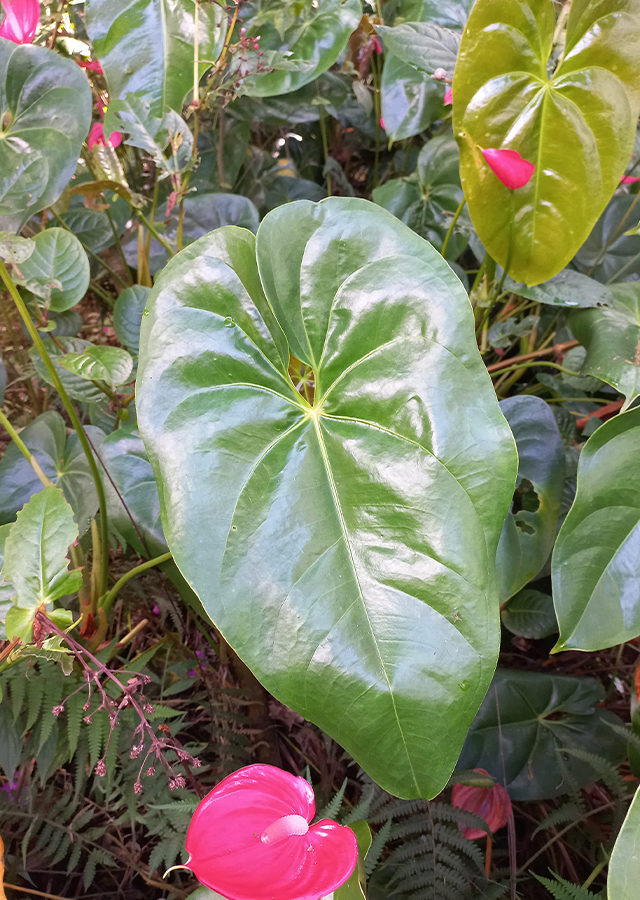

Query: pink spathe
left=87, top=121, right=123, bottom=150
left=185, top=764, right=358, bottom=900
left=0, top=0, right=39, bottom=44
left=481, top=147, right=535, bottom=190
left=452, top=769, right=512, bottom=840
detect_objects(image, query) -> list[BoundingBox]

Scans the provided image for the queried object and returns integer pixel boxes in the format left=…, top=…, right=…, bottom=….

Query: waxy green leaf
left=58, top=346, right=134, bottom=389
left=458, top=669, right=626, bottom=800
left=453, top=0, right=640, bottom=285
left=571, top=283, right=640, bottom=407
left=17, top=229, right=89, bottom=312
left=114, top=286, right=150, bottom=355
left=608, top=786, right=640, bottom=900
left=552, top=408, right=640, bottom=652
left=85, top=0, right=227, bottom=117
left=506, top=269, right=613, bottom=309
left=238, top=0, right=362, bottom=98
left=0, top=43, right=92, bottom=233
left=30, top=338, right=114, bottom=403
left=501, top=589, right=557, bottom=640
left=496, top=396, right=565, bottom=602
left=376, top=22, right=460, bottom=79
left=137, top=198, right=517, bottom=799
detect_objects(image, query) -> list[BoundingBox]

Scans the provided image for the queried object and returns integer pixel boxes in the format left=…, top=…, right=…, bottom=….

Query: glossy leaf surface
left=30, top=338, right=110, bottom=402
left=85, top=0, right=226, bottom=117
left=500, top=589, right=557, bottom=640
left=458, top=669, right=626, bottom=800
left=114, top=286, right=150, bottom=355
left=571, top=283, right=640, bottom=407
left=608, top=786, right=640, bottom=900
left=0, top=411, right=104, bottom=535
left=238, top=0, right=362, bottom=98
left=17, top=229, right=89, bottom=312
left=507, top=270, right=613, bottom=309
left=58, top=345, right=134, bottom=389
left=377, top=22, right=460, bottom=78
left=380, top=53, right=444, bottom=142
left=453, top=0, right=640, bottom=285
left=100, top=429, right=167, bottom=558
left=496, top=397, right=565, bottom=602
left=137, top=198, right=518, bottom=799
left=0, top=43, right=92, bottom=232
left=552, top=408, right=640, bottom=652
left=4, top=486, right=81, bottom=611
left=574, top=195, right=640, bottom=284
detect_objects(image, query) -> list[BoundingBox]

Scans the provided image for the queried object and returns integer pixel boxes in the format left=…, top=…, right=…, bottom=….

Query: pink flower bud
left=452, top=768, right=512, bottom=839
left=185, top=764, right=358, bottom=900
left=444, top=88, right=453, bottom=105
left=481, top=147, right=535, bottom=190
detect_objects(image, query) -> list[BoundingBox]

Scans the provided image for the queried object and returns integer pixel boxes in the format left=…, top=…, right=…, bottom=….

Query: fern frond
left=532, top=802, right=582, bottom=837
left=370, top=796, right=427, bottom=824
left=365, top=817, right=392, bottom=877
left=532, top=871, right=604, bottom=900
left=342, top=784, right=377, bottom=826
left=24, top=675, right=45, bottom=731
left=317, top=778, right=347, bottom=821
left=559, top=748, right=627, bottom=799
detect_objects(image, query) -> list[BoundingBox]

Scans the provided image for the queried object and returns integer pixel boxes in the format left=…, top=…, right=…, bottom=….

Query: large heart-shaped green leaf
left=458, top=669, right=626, bottom=801
left=496, top=396, right=565, bottom=602
left=85, top=0, right=226, bottom=117
left=571, top=283, right=640, bottom=407
left=376, top=22, right=460, bottom=79
left=552, top=407, right=640, bottom=652
left=0, top=411, right=105, bottom=535
left=608, top=786, right=640, bottom=900
left=453, top=0, right=640, bottom=285
left=237, top=0, right=362, bottom=98
left=137, top=198, right=517, bottom=799
left=17, top=229, right=89, bottom=312
left=0, top=43, right=92, bottom=232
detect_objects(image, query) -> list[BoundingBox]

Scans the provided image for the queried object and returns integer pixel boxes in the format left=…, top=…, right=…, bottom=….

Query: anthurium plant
left=1, top=1, right=640, bottom=899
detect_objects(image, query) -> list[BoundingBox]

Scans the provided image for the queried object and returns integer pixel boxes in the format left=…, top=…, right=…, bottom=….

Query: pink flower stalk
left=621, top=175, right=640, bottom=185
left=452, top=769, right=512, bottom=840
left=481, top=147, right=535, bottom=190
left=444, top=88, right=453, bottom=105
left=0, top=0, right=39, bottom=44
left=185, top=764, right=358, bottom=900
left=87, top=121, right=123, bottom=150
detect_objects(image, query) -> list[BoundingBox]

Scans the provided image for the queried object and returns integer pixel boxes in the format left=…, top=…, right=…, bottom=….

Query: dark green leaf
left=17, top=229, right=89, bottom=311
left=377, top=22, right=460, bottom=78
left=501, top=589, right=558, bottom=640
left=4, top=486, right=81, bottom=610
left=574, top=195, right=640, bottom=285
left=571, top=283, right=640, bottom=406
left=238, top=0, right=362, bottom=98
left=0, top=704, right=22, bottom=779
left=0, top=44, right=92, bottom=232
left=458, top=669, right=626, bottom=801
left=507, top=269, right=614, bottom=309
left=380, top=53, right=445, bottom=142
left=496, top=396, right=565, bottom=601
left=453, top=0, right=640, bottom=284
left=114, top=286, right=150, bottom=354
left=85, top=0, right=227, bottom=116
left=552, top=407, right=640, bottom=651
left=137, top=197, right=518, bottom=798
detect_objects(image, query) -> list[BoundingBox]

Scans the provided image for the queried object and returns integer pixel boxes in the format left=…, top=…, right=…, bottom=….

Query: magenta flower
left=621, top=175, right=640, bottom=185
left=77, top=59, right=104, bottom=75
left=185, top=764, right=358, bottom=900
left=452, top=769, right=512, bottom=840
left=0, top=0, right=39, bottom=44
left=444, top=88, right=453, bottom=106
left=481, top=148, right=535, bottom=190
left=87, top=121, right=123, bottom=150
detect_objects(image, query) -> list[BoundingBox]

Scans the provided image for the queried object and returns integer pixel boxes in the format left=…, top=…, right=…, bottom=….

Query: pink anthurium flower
left=481, top=147, right=535, bottom=190
left=0, top=0, right=40, bottom=44
left=77, top=59, right=104, bottom=75
left=87, top=121, right=123, bottom=150
left=621, top=175, right=640, bottom=185
left=452, top=768, right=512, bottom=840
left=185, top=764, right=358, bottom=900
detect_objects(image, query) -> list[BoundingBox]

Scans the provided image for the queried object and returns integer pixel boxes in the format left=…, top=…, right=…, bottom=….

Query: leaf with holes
left=85, top=0, right=227, bottom=117
left=496, top=397, right=565, bottom=602
left=552, top=407, right=640, bottom=652
left=0, top=44, right=92, bottom=232
left=571, top=283, right=640, bottom=407
left=453, top=0, right=640, bottom=285
left=458, top=669, right=626, bottom=800
left=17, top=229, right=89, bottom=312
left=137, top=198, right=518, bottom=799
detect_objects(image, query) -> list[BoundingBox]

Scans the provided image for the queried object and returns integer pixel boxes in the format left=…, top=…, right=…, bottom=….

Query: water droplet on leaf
left=459, top=680, right=470, bottom=691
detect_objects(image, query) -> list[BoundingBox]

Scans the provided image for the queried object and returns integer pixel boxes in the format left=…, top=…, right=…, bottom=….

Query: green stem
left=0, top=410, right=53, bottom=488
left=582, top=859, right=608, bottom=891
left=489, top=360, right=583, bottom=379
left=137, top=211, right=176, bottom=257
left=440, top=197, right=466, bottom=259
left=316, top=82, right=331, bottom=196
left=100, top=551, right=173, bottom=616
left=0, top=259, right=110, bottom=596
left=606, top=247, right=640, bottom=284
